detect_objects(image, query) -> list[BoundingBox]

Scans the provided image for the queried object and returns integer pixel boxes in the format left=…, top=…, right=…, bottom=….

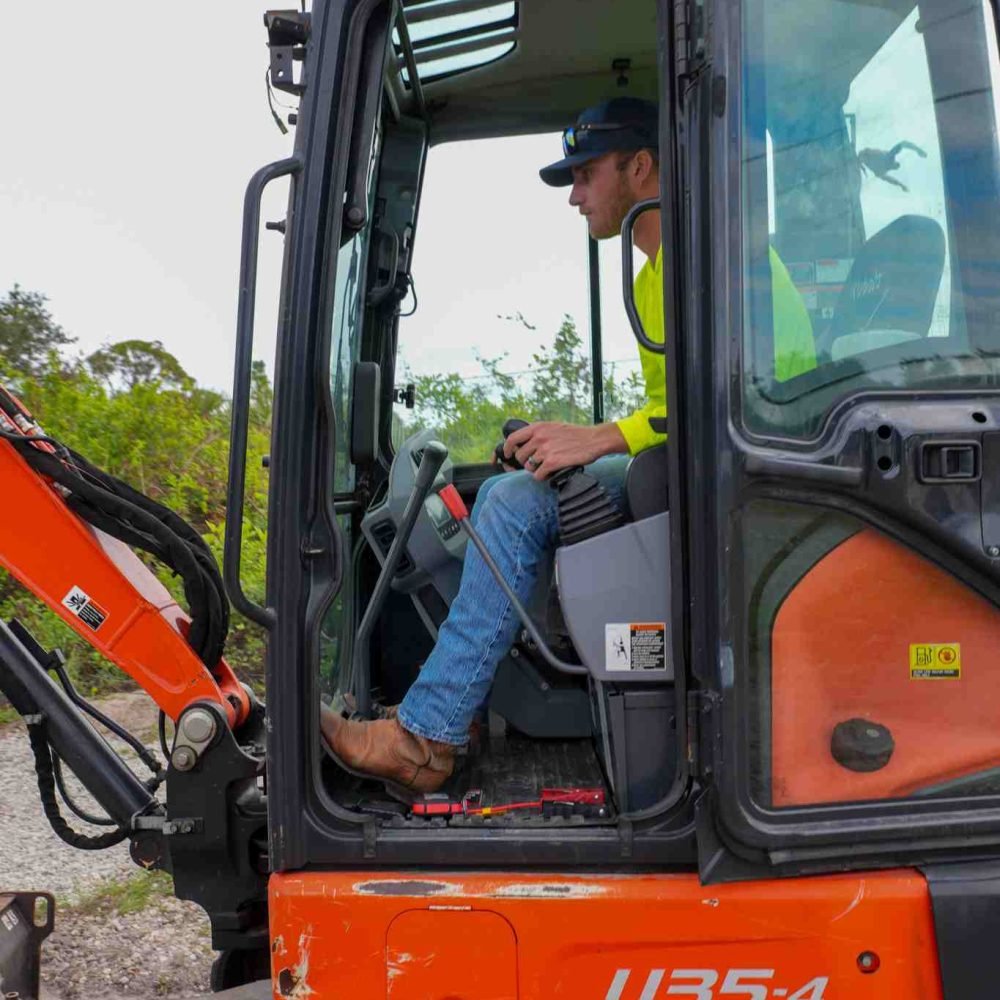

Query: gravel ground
left=0, top=692, right=216, bottom=998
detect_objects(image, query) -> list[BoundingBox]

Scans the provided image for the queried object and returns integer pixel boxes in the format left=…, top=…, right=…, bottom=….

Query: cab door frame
left=692, top=0, right=1000, bottom=881
left=265, top=0, right=391, bottom=871
left=265, top=0, right=708, bottom=872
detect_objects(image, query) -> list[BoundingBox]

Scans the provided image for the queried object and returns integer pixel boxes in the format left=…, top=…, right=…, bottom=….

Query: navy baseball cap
left=539, top=97, right=659, bottom=187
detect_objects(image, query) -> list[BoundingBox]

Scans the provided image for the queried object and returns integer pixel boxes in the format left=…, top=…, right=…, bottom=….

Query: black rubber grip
left=494, top=418, right=529, bottom=469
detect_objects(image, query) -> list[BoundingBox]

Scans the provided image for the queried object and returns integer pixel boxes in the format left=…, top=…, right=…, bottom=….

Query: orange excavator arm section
left=0, top=429, right=249, bottom=729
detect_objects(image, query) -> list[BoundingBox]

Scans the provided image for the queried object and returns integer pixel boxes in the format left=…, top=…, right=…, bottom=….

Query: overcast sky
left=2, top=3, right=295, bottom=392
left=1, top=4, right=648, bottom=403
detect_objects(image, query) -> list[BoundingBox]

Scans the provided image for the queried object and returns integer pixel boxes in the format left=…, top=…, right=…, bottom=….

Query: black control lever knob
left=415, top=441, right=448, bottom=489
left=494, top=418, right=529, bottom=469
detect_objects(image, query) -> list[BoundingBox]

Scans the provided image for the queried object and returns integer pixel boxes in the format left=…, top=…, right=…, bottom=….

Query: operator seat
left=623, top=443, right=669, bottom=521
left=816, top=214, right=946, bottom=362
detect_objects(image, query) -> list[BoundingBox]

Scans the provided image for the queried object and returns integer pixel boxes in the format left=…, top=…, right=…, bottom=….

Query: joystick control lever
left=493, top=418, right=529, bottom=469
left=436, top=485, right=587, bottom=677
left=350, top=442, right=448, bottom=717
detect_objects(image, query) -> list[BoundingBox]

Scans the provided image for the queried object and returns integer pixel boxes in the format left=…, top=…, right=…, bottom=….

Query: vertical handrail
left=224, top=157, right=302, bottom=630
left=621, top=197, right=666, bottom=354
left=588, top=234, right=605, bottom=423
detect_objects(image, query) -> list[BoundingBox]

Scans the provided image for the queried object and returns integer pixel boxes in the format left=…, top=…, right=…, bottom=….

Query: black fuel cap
left=830, top=718, right=895, bottom=772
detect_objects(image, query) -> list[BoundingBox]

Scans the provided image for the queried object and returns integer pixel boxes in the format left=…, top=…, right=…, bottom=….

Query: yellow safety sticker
left=909, top=643, right=961, bottom=679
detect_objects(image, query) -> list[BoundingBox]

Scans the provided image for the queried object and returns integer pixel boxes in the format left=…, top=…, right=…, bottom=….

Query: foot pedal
left=487, top=709, right=507, bottom=747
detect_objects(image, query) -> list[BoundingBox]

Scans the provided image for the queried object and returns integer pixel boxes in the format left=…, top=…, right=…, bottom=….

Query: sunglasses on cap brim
left=561, top=122, right=632, bottom=157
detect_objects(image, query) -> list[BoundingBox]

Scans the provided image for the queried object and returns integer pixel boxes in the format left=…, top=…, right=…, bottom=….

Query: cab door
left=257, top=0, right=401, bottom=870
left=690, top=0, right=1000, bottom=878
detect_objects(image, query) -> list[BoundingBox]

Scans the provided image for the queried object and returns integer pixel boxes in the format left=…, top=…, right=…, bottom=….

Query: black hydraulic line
left=51, top=754, right=117, bottom=827
left=588, top=234, right=605, bottom=423
left=0, top=427, right=67, bottom=452
left=0, top=621, right=160, bottom=831
left=27, top=724, right=128, bottom=850
left=51, top=748, right=163, bottom=829
left=9, top=623, right=164, bottom=777
left=351, top=443, right=448, bottom=716
left=5, top=435, right=229, bottom=669
left=158, top=710, right=171, bottom=762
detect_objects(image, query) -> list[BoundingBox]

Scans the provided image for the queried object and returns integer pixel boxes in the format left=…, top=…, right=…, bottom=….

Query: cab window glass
left=740, top=0, right=1000, bottom=438
left=391, top=134, right=646, bottom=463
left=322, top=122, right=381, bottom=694
left=845, top=7, right=951, bottom=337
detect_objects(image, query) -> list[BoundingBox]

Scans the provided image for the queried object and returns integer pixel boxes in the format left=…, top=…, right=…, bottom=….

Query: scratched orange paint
left=268, top=869, right=942, bottom=998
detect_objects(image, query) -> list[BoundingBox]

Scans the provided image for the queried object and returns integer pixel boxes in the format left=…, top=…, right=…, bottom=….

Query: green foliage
left=400, top=314, right=647, bottom=463
left=0, top=285, right=75, bottom=381
left=86, top=338, right=195, bottom=392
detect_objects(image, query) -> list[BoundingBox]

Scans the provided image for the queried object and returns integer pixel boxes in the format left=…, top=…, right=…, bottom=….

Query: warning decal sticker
left=909, top=643, right=961, bottom=679
left=62, top=586, right=108, bottom=633
left=605, top=623, right=667, bottom=671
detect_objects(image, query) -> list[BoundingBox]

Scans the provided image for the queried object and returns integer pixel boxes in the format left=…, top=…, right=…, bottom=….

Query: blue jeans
left=397, top=455, right=629, bottom=744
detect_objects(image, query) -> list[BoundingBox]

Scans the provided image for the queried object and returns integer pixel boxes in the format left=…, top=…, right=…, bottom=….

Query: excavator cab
left=248, top=0, right=1000, bottom=990
left=4, top=0, right=1000, bottom=994
left=255, top=0, right=683, bottom=835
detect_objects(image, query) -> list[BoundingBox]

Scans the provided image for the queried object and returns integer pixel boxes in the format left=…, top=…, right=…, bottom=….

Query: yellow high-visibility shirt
left=614, top=245, right=815, bottom=455
left=615, top=246, right=667, bottom=455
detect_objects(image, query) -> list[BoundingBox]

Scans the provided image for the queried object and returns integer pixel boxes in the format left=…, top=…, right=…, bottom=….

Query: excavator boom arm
left=0, top=385, right=249, bottom=727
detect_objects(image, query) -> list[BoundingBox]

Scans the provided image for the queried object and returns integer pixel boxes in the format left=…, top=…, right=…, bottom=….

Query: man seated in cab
left=321, top=97, right=815, bottom=795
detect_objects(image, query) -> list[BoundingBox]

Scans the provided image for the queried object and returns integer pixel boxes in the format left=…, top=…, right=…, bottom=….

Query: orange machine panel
left=386, top=910, right=518, bottom=998
left=268, top=869, right=942, bottom=999
left=0, top=437, right=248, bottom=726
left=772, top=530, right=1000, bottom=806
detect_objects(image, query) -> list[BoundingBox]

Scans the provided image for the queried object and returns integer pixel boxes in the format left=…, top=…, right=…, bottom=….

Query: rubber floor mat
left=325, top=731, right=613, bottom=824
left=435, top=732, right=611, bottom=817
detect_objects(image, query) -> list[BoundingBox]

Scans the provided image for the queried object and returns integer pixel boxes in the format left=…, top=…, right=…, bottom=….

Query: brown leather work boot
left=320, top=706, right=456, bottom=795
left=381, top=704, right=481, bottom=753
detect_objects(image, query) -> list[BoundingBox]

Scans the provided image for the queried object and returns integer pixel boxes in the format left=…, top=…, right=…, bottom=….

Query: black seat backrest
left=817, top=214, right=945, bottom=360
left=625, top=443, right=669, bottom=521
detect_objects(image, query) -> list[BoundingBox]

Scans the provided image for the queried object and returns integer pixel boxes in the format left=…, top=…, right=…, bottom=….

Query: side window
left=737, top=0, right=1000, bottom=812
left=391, top=135, right=645, bottom=463
left=321, top=122, right=381, bottom=693
left=329, top=227, right=372, bottom=494
left=844, top=8, right=951, bottom=339
left=740, top=0, right=1000, bottom=438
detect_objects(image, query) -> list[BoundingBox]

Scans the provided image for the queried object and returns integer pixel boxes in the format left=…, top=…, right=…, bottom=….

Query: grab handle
left=224, top=157, right=302, bottom=629
left=621, top=198, right=665, bottom=354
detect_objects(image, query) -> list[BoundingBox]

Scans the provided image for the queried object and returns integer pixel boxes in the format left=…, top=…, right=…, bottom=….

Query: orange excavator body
left=268, top=869, right=943, bottom=997
left=772, top=530, right=1000, bottom=807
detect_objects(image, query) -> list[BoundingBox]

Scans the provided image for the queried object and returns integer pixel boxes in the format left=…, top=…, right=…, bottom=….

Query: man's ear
left=633, top=148, right=656, bottom=187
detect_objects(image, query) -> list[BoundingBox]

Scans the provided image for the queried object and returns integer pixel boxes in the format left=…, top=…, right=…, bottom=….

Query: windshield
left=391, top=134, right=646, bottom=463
